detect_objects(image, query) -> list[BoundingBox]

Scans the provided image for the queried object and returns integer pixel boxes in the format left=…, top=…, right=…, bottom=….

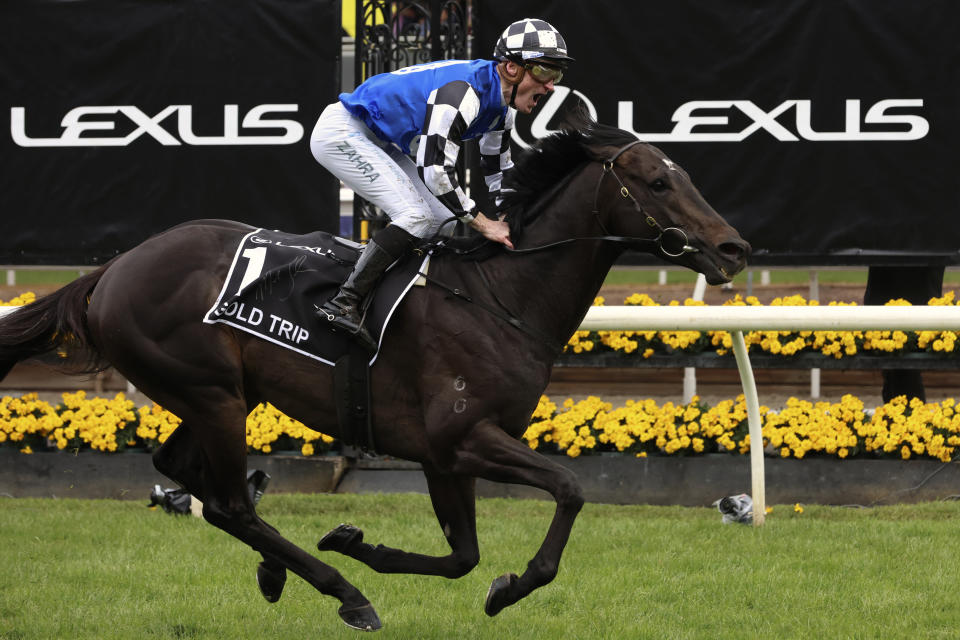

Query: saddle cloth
left=203, top=228, right=428, bottom=366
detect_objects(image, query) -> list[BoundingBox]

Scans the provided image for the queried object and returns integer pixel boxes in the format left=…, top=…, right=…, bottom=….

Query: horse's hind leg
left=142, top=392, right=380, bottom=630
left=152, top=422, right=287, bottom=602
left=152, top=422, right=205, bottom=497
left=318, top=466, right=480, bottom=578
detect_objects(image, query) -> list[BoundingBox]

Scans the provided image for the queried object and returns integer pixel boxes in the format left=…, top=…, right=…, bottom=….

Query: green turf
left=600, top=266, right=875, bottom=287
left=2, top=494, right=959, bottom=639
left=4, top=270, right=89, bottom=285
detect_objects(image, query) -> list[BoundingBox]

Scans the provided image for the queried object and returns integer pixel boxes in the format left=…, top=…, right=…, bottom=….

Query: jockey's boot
left=318, top=225, right=416, bottom=350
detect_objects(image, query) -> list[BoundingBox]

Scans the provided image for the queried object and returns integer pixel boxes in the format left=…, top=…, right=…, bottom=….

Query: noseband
left=592, top=140, right=699, bottom=257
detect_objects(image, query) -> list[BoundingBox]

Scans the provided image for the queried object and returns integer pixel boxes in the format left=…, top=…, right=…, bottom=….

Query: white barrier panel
left=581, top=304, right=960, bottom=526
left=580, top=304, right=960, bottom=332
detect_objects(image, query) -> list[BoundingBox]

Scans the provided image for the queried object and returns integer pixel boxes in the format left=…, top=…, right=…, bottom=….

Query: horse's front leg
left=318, top=466, right=480, bottom=578
left=451, top=420, right=584, bottom=616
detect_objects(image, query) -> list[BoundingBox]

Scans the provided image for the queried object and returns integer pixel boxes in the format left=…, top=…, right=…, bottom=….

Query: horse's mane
left=501, top=119, right=638, bottom=235
left=437, top=116, right=639, bottom=260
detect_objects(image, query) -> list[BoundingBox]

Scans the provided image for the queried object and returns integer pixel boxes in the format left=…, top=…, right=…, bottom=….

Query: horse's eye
left=650, top=178, right=668, bottom=193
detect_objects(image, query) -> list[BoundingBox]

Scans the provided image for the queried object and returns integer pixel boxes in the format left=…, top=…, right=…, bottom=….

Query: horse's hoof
left=338, top=603, right=382, bottom=632
left=256, top=561, right=286, bottom=603
left=484, top=572, right=519, bottom=617
left=318, top=523, right=363, bottom=553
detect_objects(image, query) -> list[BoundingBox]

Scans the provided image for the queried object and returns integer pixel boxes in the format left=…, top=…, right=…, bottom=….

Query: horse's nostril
left=720, top=240, right=750, bottom=261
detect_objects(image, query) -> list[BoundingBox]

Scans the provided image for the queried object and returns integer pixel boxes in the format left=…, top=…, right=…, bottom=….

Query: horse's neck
left=482, top=168, right=622, bottom=348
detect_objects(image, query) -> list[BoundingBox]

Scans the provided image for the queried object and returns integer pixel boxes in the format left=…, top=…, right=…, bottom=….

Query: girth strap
left=333, top=343, right=376, bottom=454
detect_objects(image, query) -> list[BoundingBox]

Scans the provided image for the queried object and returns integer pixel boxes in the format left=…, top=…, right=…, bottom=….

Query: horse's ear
left=551, top=105, right=617, bottom=161
left=553, top=101, right=594, bottom=134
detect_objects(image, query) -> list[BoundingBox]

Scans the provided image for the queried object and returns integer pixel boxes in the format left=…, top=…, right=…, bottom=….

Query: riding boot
left=318, top=225, right=416, bottom=350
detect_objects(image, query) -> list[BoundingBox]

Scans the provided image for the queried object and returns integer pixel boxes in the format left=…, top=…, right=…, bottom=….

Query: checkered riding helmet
left=493, top=18, right=573, bottom=66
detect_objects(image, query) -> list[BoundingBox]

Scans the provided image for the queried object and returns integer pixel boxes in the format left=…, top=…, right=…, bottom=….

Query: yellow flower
left=0, top=292, right=36, bottom=306
left=794, top=503, right=803, bottom=514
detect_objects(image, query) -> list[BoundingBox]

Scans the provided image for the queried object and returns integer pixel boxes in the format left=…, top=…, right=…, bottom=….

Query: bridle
left=414, top=141, right=701, bottom=353
left=591, top=140, right=699, bottom=258
left=422, top=140, right=700, bottom=259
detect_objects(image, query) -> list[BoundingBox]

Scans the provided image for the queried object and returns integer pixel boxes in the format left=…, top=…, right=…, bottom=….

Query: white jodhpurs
left=310, top=102, right=454, bottom=238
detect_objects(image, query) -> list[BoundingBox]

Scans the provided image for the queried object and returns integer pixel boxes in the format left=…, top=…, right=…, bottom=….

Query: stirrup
left=318, top=306, right=362, bottom=332
left=317, top=305, right=375, bottom=350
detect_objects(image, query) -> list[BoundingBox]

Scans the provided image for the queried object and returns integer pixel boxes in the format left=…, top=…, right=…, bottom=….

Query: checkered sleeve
left=416, top=80, right=481, bottom=222
left=478, top=108, right=515, bottom=212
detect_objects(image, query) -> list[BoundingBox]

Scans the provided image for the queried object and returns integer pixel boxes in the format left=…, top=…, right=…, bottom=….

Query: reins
left=414, top=140, right=700, bottom=352
left=421, top=140, right=700, bottom=258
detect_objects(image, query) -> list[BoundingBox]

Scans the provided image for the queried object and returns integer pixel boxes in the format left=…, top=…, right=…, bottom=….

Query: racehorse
left=0, top=120, right=749, bottom=631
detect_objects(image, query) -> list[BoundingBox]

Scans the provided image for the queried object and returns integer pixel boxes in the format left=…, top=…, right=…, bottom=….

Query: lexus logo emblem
left=512, top=87, right=598, bottom=149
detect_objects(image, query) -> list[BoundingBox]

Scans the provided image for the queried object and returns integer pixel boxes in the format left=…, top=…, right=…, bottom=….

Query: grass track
left=2, top=494, right=960, bottom=639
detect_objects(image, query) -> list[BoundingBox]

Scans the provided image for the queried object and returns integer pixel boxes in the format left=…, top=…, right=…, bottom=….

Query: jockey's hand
left=469, top=213, right=514, bottom=249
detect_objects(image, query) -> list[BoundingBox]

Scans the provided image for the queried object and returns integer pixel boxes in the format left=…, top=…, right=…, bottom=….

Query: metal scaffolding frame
left=351, top=0, right=472, bottom=240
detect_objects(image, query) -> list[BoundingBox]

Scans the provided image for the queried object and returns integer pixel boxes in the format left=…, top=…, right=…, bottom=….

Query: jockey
left=310, top=17, right=573, bottom=349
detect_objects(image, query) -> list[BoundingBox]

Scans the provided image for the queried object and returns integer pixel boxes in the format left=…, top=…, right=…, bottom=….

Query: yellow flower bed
left=566, top=291, right=960, bottom=358
left=523, top=393, right=960, bottom=462
left=1, top=390, right=958, bottom=463
left=0, top=292, right=35, bottom=306
left=4, top=290, right=960, bottom=462
left=1, top=391, right=334, bottom=457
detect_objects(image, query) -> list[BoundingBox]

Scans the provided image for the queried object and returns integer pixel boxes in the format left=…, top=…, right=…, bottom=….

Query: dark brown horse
left=0, top=121, right=748, bottom=631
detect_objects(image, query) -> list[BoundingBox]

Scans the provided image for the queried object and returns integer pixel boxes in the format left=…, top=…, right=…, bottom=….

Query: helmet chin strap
left=509, top=82, right=520, bottom=108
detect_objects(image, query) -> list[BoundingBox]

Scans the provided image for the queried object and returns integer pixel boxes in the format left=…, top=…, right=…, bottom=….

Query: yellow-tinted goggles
left=525, top=63, right=563, bottom=85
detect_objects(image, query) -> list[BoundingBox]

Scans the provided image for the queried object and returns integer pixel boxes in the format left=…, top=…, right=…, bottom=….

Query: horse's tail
left=0, top=264, right=112, bottom=380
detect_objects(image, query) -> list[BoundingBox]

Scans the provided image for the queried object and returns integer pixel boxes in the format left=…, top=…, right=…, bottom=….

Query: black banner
left=0, top=0, right=341, bottom=265
left=478, top=1, right=960, bottom=265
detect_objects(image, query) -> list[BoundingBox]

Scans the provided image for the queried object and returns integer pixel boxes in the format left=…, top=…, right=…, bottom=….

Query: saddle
left=203, top=228, right=429, bottom=452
